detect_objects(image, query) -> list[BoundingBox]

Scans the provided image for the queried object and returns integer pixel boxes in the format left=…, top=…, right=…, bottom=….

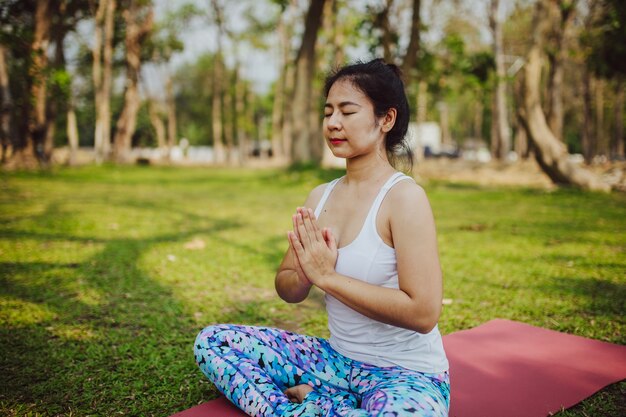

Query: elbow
left=413, top=320, right=438, bottom=334
left=409, top=304, right=441, bottom=334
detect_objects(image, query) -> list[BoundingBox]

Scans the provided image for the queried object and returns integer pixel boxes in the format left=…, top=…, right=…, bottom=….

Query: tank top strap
left=314, top=176, right=344, bottom=218
left=366, top=172, right=414, bottom=227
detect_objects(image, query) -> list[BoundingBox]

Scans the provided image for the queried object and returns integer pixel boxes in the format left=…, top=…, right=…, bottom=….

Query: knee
left=194, top=324, right=231, bottom=359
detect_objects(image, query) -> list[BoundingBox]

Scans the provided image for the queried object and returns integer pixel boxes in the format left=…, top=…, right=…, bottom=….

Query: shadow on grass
left=0, top=213, right=243, bottom=415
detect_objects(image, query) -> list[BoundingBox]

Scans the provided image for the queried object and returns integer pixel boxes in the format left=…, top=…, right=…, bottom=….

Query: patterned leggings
left=194, top=324, right=450, bottom=416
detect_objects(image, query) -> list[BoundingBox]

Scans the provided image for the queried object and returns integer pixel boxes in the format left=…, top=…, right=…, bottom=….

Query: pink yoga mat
left=171, top=319, right=626, bottom=417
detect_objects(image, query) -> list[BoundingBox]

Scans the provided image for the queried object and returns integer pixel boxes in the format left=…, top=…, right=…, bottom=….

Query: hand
left=290, top=211, right=312, bottom=287
left=284, top=384, right=314, bottom=403
left=288, top=207, right=338, bottom=287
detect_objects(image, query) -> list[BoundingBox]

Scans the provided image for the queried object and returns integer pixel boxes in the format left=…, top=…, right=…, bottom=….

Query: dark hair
left=324, top=58, right=413, bottom=171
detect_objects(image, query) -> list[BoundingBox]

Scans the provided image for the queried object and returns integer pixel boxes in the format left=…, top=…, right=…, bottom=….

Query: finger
left=307, top=208, right=323, bottom=237
left=301, top=208, right=321, bottom=242
left=324, top=228, right=337, bottom=252
left=288, top=231, right=305, bottom=257
left=296, top=213, right=312, bottom=247
left=292, top=214, right=300, bottom=240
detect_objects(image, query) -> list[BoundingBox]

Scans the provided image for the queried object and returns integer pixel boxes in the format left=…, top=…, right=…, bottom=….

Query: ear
left=380, top=108, right=397, bottom=133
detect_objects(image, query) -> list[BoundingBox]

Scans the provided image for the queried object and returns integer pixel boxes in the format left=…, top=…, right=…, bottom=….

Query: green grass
left=0, top=165, right=624, bottom=416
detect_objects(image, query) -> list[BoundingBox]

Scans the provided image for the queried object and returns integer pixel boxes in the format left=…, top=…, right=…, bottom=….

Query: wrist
left=314, top=271, right=335, bottom=291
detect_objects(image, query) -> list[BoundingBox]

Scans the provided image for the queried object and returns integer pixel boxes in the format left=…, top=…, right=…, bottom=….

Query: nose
left=326, top=111, right=341, bottom=131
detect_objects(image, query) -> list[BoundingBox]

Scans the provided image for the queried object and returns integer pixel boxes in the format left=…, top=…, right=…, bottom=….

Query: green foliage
left=0, top=166, right=624, bottom=416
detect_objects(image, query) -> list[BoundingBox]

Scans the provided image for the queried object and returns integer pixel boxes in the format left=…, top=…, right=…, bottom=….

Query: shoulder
left=384, top=178, right=434, bottom=223
left=303, top=182, right=331, bottom=209
left=387, top=177, right=429, bottom=207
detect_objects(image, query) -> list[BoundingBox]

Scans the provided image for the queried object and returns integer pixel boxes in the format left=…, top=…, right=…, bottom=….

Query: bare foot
left=284, top=384, right=314, bottom=403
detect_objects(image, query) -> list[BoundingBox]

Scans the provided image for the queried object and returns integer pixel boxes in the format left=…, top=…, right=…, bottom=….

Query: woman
left=194, top=59, right=450, bottom=416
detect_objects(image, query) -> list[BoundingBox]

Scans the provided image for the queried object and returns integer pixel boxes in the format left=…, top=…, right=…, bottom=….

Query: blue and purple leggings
left=194, top=324, right=450, bottom=416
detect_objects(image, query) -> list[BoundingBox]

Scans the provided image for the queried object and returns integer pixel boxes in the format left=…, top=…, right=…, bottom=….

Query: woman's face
left=323, top=80, right=389, bottom=160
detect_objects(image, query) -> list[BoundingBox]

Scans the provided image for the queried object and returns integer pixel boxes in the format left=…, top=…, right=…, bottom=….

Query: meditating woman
left=194, top=59, right=450, bottom=416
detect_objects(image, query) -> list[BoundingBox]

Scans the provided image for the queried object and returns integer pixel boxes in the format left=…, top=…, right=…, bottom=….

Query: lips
left=329, top=138, right=347, bottom=145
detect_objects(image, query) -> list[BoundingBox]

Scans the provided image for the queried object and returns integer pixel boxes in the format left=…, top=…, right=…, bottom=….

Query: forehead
left=326, top=79, right=371, bottom=105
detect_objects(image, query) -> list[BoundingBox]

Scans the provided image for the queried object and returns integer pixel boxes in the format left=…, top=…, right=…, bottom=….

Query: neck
left=344, top=148, right=396, bottom=184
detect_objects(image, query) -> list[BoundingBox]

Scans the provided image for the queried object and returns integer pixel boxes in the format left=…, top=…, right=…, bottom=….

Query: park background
left=1, top=0, right=625, bottom=416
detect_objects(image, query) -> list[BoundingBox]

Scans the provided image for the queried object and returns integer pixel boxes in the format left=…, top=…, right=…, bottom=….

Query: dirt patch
left=414, top=158, right=626, bottom=191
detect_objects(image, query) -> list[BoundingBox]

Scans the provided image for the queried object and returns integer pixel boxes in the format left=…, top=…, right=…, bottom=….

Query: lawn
left=1, top=165, right=624, bottom=416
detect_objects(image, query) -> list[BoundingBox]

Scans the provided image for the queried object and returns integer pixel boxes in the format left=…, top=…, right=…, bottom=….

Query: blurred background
left=0, top=0, right=625, bottom=190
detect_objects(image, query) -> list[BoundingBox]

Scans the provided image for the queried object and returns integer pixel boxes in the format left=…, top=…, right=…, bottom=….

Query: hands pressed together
left=288, top=207, right=338, bottom=289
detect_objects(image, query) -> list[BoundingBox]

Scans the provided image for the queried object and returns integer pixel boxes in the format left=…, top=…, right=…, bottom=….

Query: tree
left=0, top=45, right=12, bottom=163
left=519, top=0, right=610, bottom=191
left=583, top=0, right=626, bottom=159
left=544, top=0, right=577, bottom=143
left=290, top=0, right=327, bottom=164
left=112, top=0, right=154, bottom=162
left=489, top=0, right=511, bottom=160
left=92, top=0, right=116, bottom=163
left=401, top=0, right=422, bottom=82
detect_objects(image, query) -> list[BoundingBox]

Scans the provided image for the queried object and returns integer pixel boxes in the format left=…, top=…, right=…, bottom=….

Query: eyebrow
left=324, top=101, right=362, bottom=109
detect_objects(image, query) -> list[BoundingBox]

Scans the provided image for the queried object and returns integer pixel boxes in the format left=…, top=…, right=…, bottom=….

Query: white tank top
left=314, top=172, right=449, bottom=373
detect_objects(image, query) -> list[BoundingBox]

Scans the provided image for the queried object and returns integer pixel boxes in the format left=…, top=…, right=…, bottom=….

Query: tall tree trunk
left=236, top=73, right=247, bottom=165
left=0, top=45, right=13, bottom=163
left=148, top=100, right=166, bottom=150
left=93, top=0, right=116, bottom=164
left=223, top=73, right=234, bottom=164
left=545, top=1, right=575, bottom=142
left=67, top=98, right=80, bottom=166
left=113, top=1, right=153, bottom=162
left=211, top=55, right=225, bottom=164
left=282, top=63, right=295, bottom=161
left=381, top=0, right=394, bottom=64
left=613, top=78, right=624, bottom=158
left=43, top=25, right=69, bottom=164
left=291, top=0, right=327, bottom=164
left=331, top=0, right=345, bottom=66
left=581, top=69, right=595, bottom=163
left=519, top=0, right=609, bottom=191
left=595, top=78, right=606, bottom=157
left=166, top=76, right=177, bottom=149
left=490, top=0, right=511, bottom=160
left=439, top=101, right=451, bottom=145
left=271, top=46, right=286, bottom=160
left=13, top=0, right=52, bottom=169
left=401, top=0, right=421, bottom=81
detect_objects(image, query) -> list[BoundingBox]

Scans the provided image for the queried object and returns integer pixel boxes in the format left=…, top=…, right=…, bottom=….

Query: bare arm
left=275, top=184, right=326, bottom=303
left=290, top=182, right=443, bottom=333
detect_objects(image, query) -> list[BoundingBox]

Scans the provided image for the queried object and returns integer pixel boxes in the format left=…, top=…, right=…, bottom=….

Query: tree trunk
left=595, top=78, right=606, bottom=158
left=291, top=0, right=327, bottom=164
left=490, top=0, right=511, bottom=160
left=166, top=76, right=177, bottom=149
left=545, top=1, right=575, bottom=143
left=0, top=45, right=13, bottom=163
left=582, top=69, right=594, bottom=163
left=67, top=99, right=80, bottom=166
left=613, top=78, right=624, bottom=158
left=148, top=100, right=166, bottom=150
left=235, top=72, right=247, bottom=165
left=113, top=1, right=153, bottom=163
left=519, top=0, right=609, bottom=192
left=223, top=73, right=234, bottom=164
left=331, top=0, right=345, bottom=66
left=43, top=24, right=69, bottom=164
left=212, top=55, right=225, bottom=164
left=13, top=0, right=52, bottom=169
left=93, top=0, right=116, bottom=164
left=381, top=0, right=394, bottom=64
left=270, top=42, right=286, bottom=160
left=401, top=0, right=421, bottom=81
